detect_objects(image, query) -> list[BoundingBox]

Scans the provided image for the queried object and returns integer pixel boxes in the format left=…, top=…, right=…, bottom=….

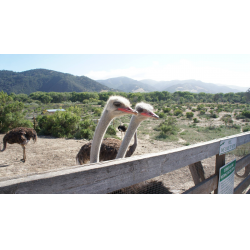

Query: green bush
left=241, top=110, right=250, bottom=118
left=158, top=112, right=166, bottom=118
left=157, top=117, right=178, bottom=137
left=37, top=110, right=81, bottom=138
left=186, top=112, right=194, bottom=119
left=0, top=91, right=33, bottom=133
left=193, top=118, right=199, bottom=123
left=197, top=104, right=205, bottom=110
left=163, top=107, right=171, bottom=113
left=74, top=128, right=94, bottom=140
left=106, top=125, right=116, bottom=135
left=174, top=109, right=182, bottom=116
left=243, top=126, right=250, bottom=132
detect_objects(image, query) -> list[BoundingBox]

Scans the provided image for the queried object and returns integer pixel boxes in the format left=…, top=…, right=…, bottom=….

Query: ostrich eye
left=137, top=107, right=143, bottom=113
left=113, top=102, right=121, bottom=107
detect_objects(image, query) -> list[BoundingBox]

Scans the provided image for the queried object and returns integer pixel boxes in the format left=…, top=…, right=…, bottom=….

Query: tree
left=246, top=88, right=250, bottom=103
left=0, top=91, right=32, bottom=132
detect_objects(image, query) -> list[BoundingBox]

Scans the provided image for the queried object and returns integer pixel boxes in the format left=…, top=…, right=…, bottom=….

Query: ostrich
left=118, top=124, right=127, bottom=139
left=0, top=127, right=37, bottom=162
left=116, top=102, right=159, bottom=159
left=76, top=131, right=137, bottom=165
left=89, top=96, right=137, bottom=163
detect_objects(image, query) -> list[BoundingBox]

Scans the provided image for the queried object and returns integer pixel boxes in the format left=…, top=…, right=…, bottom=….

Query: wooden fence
left=1, top=132, right=250, bottom=194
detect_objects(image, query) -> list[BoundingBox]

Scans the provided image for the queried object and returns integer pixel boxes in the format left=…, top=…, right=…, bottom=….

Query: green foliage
left=174, top=109, right=182, bottom=116
left=186, top=112, right=194, bottom=119
left=106, top=125, right=116, bottom=135
left=157, top=112, right=166, bottom=119
left=0, top=91, right=33, bottom=132
left=197, top=104, right=205, bottom=110
left=220, top=114, right=233, bottom=127
left=243, top=126, right=250, bottom=132
left=93, top=107, right=103, bottom=116
left=241, top=110, right=250, bottom=118
left=193, top=117, right=199, bottom=123
left=36, top=110, right=81, bottom=138
left=163, top=107, right=171, bottom=113
left=156, top=117, right=178, bottom=138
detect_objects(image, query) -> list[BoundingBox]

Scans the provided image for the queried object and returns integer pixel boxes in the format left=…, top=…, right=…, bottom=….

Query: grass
left=228, top=142, right=250, bottom=157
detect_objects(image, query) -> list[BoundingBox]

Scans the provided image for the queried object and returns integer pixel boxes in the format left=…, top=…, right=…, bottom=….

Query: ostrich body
left=116, top=102, right=159, bottom=159
left=89, top=96, right=137, bottom=163
left=76, top=132, right=137, bottom=165
left=0, top=127, right=37, bottom=162
left=118, top=125, right=127, bottom=133
left=118, top=124, right=127, bottom=139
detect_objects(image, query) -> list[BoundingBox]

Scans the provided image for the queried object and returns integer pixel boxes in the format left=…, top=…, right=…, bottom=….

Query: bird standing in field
left=118, top=124, right=127, bottom=139
left=0, top=127, right=37, bottom=162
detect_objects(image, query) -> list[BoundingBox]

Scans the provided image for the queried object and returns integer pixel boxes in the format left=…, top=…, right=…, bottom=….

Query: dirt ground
left=0, top=131, right=247, bottom=194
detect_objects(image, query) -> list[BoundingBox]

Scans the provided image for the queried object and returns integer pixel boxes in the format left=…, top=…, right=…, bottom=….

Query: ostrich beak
left=118, top=107, right=138, bottom=115
left=141, top=111, right=159, bottom=119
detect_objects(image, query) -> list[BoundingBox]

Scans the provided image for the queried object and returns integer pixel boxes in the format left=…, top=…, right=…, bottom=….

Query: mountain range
left=0, top=69, right=247, bottom=95
left=0, top=69, right=112, bottom=94
left=97, top=77, right=247, bottom=93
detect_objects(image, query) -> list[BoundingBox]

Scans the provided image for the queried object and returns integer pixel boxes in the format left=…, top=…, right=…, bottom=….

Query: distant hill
left=96, top=77, right=157, bottom=93
left=0, top=69, right=112, bottom=94
left=140, top=79, right=244, bottom=93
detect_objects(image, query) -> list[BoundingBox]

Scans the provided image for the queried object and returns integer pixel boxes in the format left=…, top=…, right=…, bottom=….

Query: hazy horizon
left=0, top=55, right=249, bottom=89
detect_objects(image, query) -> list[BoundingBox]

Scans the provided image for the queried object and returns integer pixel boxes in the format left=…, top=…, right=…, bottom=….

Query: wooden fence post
left=189, top=161, right=206, bottom=185
left=214, top=154, right=226, bottom=194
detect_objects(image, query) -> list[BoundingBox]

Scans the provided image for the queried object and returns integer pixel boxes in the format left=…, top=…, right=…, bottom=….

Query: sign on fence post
left=218, top=159, right=236, bottom=194
left=219, top=138, right=237, bottom=155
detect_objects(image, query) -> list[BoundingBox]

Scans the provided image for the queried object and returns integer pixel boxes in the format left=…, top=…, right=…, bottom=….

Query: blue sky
left=0, top=54, right=250, bottom=88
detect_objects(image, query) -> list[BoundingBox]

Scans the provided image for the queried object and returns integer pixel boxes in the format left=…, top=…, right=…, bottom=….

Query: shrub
left=174, top=109, right=182, bottom=116
left=0, top=91, right=33, bottom=133
left=158, top=112, right=166, bottom=118
left=157, top=117, right=178, bottom=137
left=186, top=112, right=194, bottom=119
left=193, top=118, right=199, bottom=123
left=106, top=125, right=116, bottom=135
left=74, top=128, right=94, bottom=140
left=37, top=110, right=81, bottom=138
left=197, top=104, right=205, bottom=110
left=243, top=126, right=250, bottom=132
left=163, top=107, right=171, bottom=113
left=241, top=110, right=250, bottom=118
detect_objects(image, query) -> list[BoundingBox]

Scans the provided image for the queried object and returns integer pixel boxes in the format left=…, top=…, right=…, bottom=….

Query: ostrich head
left=135, top=102, right=159, bottom=121
left=103, top=96, right=138, bottom=118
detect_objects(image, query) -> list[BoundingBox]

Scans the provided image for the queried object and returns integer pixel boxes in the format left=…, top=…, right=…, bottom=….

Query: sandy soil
left=0, top=133, right=182, bottom=180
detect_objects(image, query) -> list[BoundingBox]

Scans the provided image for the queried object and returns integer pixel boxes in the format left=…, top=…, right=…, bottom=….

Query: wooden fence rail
left=1, top=132, right=250, bottom=194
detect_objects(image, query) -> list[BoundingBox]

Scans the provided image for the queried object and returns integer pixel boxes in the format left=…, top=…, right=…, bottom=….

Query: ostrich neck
left=116, top=115, right=142, bottom=159
left=125, top=131, right=137, bottom=157
left=90, top=111, right=113, bottom=163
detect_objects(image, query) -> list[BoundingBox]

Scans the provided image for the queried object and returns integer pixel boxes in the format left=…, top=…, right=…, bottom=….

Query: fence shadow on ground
left=110, top=180, right=173, bottom=194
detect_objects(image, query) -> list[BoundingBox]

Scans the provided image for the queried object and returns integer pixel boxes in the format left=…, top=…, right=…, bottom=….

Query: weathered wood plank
left=234, top=174, right=250, bottom=194
left=0, top=132, right=250, bottom=194
left=183, top=175, right=218, bottom=194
